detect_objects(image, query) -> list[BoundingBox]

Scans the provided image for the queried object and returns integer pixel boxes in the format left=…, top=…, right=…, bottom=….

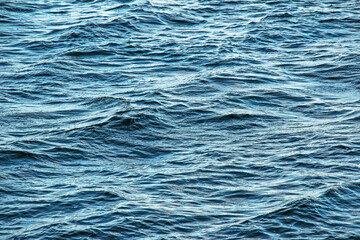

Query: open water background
left=1, top=0, right=360, bottom=239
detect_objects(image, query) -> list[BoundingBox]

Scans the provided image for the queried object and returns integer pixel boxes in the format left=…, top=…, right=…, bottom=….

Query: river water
left=1, top=0, right=360, bottom=239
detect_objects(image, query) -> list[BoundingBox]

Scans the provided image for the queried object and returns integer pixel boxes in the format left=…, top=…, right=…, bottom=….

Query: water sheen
left=1, top=0, right=360, bottom=239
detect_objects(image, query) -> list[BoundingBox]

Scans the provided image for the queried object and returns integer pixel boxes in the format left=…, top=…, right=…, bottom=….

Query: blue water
left=1, top=0, right=360, bottom=239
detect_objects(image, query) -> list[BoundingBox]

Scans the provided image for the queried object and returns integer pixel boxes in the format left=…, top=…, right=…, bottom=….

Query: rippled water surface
left=1, top=0, right=360, bottom=239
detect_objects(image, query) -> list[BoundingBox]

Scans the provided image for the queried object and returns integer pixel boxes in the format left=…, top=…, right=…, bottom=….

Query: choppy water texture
left=1, top=0, right=360, bottom=239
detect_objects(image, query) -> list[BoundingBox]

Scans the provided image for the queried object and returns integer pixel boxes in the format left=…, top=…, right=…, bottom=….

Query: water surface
left=1, top=0, right=360, bottom=239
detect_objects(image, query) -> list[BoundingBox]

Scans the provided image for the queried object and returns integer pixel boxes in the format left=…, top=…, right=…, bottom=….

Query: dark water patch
left=196, top=113, right=279, bottom=125
left=158, top=12, right=205, bottom=26
left=1, top=3, right=41, bottom=13
left=82, top=96, right=128, bottom=109
left=63, top=49, right=116, bottom=57
left=0, top=150, right=41, bottom=163
left=97, top=112, right=165, bottom=131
